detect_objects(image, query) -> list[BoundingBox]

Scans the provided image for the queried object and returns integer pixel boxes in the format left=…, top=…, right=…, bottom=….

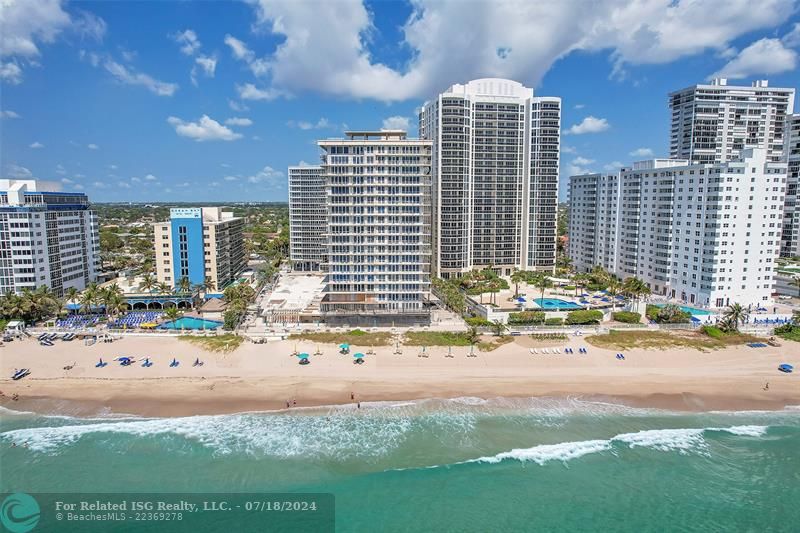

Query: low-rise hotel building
left=0, top=179, right=100, bottom=296
left=154, top=207, right=245, bottom=290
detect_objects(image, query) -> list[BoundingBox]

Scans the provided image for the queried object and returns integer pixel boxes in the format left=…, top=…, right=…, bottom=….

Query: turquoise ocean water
left=2, top=398, right=799, bottom=532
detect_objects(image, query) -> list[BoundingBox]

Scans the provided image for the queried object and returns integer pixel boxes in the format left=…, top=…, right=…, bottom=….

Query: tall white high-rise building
left=669, top=78, right=795, bottom=164
left=317, top=130, right=432, bottom=323
left=568, top=149, right=786, bottom=308
left=419, top=78, right=561, bottom=278
left=780, top=113, right=800, bottom=258
left=567, top=173, right=620, bottom=274
left=288, top=165, right=326, bottom=271
left=0, top=180, right=100, bottom=297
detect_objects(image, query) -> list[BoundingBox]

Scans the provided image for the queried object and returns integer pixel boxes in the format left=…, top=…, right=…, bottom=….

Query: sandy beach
left=1, top=334, right=798, bottom=417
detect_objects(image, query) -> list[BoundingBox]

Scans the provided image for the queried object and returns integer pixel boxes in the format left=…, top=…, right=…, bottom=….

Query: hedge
left=545, top=317, right=564, bottom=326
left=465, top=317, right=493, bottom=327
left=612, top=311, right=641, bottom=324
left=565, top=309, right=603, bottom=325
left=508, top=311, right=545, bottom=325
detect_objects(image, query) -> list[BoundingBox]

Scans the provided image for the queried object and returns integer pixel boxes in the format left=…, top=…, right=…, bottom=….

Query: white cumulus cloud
left=709, top=38, right=797, bottom=79
left=1, top=109, right=20, bottom=119
left=382, top=116, right=410, bottom=131
left=87, top=143, right=99, bottom=150
left=167, top=115, right=243, bottom=142
left=29, top=141, right=44, bottom=149
left=236, top=83, right=283, bottom=101
left=173, top=29, right=201, bottom=56
left=225, top=117, right=253, bottom=127
left=565, top=116, right=609, bottom=135
left=104, top=59, right=178, bottom=96
left=234, top=0, right=796, bottom=102
left=629, top=147, right=654, bottom=157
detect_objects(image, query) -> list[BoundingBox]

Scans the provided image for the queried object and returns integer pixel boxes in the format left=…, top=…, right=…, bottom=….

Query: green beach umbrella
left=297, top=353, right=310, bottom=359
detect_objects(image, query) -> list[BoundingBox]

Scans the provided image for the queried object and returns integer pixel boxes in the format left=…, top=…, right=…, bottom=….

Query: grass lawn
left=403, top=331, right=514, bottom=352
left=289, top=329, right=393, bottom=347
left=403, top=331, right=472, bottom=347
left=178, top=334, right=244, bottom=353
left=585, top=329, right=764, bottom=352
left=477, top=335, right=515, bottom=352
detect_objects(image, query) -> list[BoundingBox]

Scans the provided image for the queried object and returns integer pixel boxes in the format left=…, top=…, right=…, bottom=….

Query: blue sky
left=1, top=0, right=799, bottom=202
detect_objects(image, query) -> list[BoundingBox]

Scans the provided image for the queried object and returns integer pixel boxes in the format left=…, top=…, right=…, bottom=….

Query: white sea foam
left=613, top=428, right=706, bottom=452
left=708, top=425, right=768, bottom=437
left=469, top=440, right=612, bottom=466
left=457, top=425, right=771, bottom=467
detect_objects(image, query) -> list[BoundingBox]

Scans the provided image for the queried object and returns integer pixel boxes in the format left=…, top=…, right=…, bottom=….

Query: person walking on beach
left=292, top=398, right=296, bottom=407
left=357, top=402, right=361, bottom=409
left=286, top=400, right=290, bottom=409
left=350, top=391, right=355, bottom=401
left=764, top=382, right=769, bottom=391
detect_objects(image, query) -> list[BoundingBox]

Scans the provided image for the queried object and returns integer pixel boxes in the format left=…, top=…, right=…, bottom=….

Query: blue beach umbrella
left=778, top=364, right=794, bottom=373
left=339, top=343, right=350, bottom=349
left=353, top=352, right=365, bottom=358
left=297, top=353, right=310, bottom=359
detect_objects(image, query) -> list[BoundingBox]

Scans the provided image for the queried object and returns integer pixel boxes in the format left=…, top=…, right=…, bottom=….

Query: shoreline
left=2, top=376, right=797, bottom=418
left=1, top=334, right=798, bottom=418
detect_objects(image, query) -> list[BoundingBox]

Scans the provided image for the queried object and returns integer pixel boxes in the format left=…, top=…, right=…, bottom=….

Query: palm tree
left=606, top=279, right=621, bottom=311
left=64, top=287, right=79, bottom=314
left=465, top=325, right=480, bottom=346
left=79, top=287, right=98, bottom=315
left=491, top=320, right=507, bottom=337
left=157, top=282, right=172, bottom=295
left=202, top=277, right=216, bottom=294
left=792, top=276, right=800, bottom=298
left=510, top=269, right=527, bottom=298
left=177, top=276, right=191, bottom=295
left=533, top=273, right=552, bottom=303
left=721, top=303, right=749, bottom=333
left=163, top=306, right=182, bottom=322
left=139, top=274, right=156, bottom=294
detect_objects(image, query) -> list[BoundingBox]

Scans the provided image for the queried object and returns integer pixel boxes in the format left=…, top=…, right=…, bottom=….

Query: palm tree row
left=0, top=286, right=61, bottom=322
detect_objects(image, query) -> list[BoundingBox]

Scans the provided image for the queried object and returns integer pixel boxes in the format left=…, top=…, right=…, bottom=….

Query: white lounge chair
left=530, top=348, right=536, bottom=355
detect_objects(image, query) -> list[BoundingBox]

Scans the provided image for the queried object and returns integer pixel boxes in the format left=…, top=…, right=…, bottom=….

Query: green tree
left=491, top=320, right=507, bottom=337
left=721, top=303, right=748, bottom=333
left=139, top=274, right=156, bottom=294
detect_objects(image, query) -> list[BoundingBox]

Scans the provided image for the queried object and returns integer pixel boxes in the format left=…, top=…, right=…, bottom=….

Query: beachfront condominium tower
left=317, top=130, right=432, bottom=324
left=419, top=78, right=561, bottom=278
left=569, top=149, right=786, bottom=308
left=288, top=165, right=326, bottom=271
left=780, top=113, right=800, bottom=258
left=567, top=173, right=620, bottom=274
left=0, top=179, right=100, bottom=297
left=153, top=207, right=245, bottom=291
left=669, top=78, right=795, bottom=164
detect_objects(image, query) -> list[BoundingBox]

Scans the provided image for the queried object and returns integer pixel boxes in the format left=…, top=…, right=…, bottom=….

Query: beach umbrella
left=353, top=352, right=365, bottom=358
left=297, top=353, right=310, bottom=359
left=778, top=364, right=794, bottom=373
left=339, top=343, right=350, bottom=349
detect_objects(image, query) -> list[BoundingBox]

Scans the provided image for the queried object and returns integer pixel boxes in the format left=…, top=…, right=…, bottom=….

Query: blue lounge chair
left=95, top=358, right=106, bottom=368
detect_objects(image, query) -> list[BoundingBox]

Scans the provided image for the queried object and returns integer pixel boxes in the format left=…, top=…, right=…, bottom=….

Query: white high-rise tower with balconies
left=419, top=78, right=561, bottom=278
left=669, top=78, right=794, bottom=164
left=317, top=130, right=432, bottom=324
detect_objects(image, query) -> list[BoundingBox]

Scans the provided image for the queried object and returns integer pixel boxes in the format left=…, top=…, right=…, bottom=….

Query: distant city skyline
left=2, top=0, right=800, bottom=202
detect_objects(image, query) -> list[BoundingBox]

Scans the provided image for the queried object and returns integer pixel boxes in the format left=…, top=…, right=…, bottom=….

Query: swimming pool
left=655, top=304, right=712, bottom=316
left=159, top=317, right=224, bottom=330
left=533, top=298, right=584, bottom=310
